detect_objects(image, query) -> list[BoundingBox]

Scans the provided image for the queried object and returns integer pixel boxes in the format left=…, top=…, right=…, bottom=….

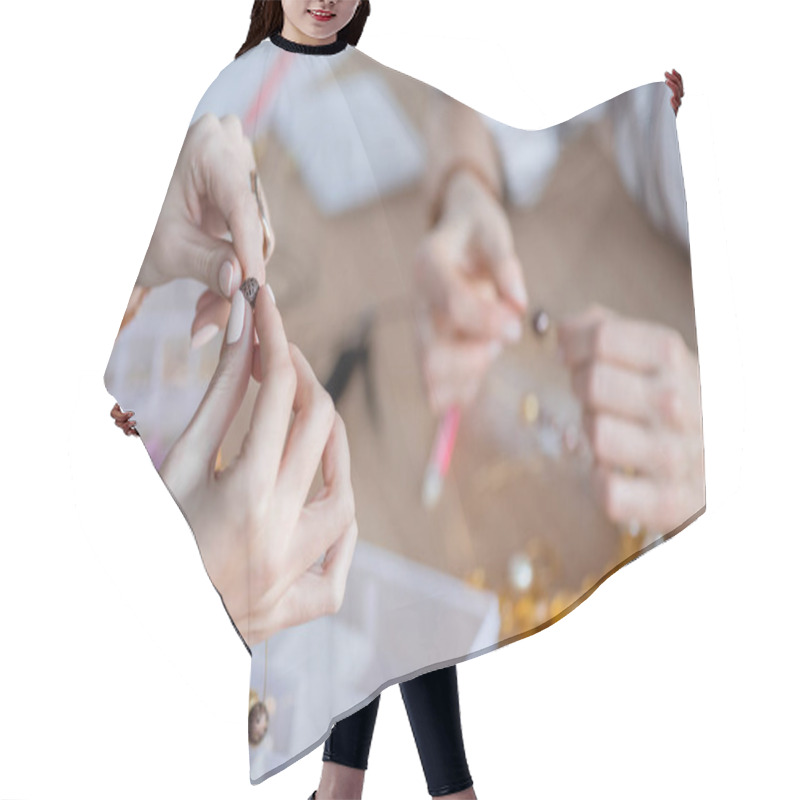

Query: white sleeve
left=480, top=113, right=562, bottom=208
left=609, top=81, right=689, bottom=250
left=190, top=42, right=276, bottom=130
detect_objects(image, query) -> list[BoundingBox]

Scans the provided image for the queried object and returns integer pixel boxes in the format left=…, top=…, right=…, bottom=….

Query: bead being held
left=531, top=309, right=551, bottom=337
left=240, top=277, right=260, bottom=309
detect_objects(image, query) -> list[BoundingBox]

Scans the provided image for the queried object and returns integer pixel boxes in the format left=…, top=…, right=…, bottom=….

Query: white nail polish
left=266, top=283, right=276, bottom=305
left=219, top=261, right=235, bottom=297
left=191, top=324, right=220, bottom=349
left=227, top=290, right=245, bottom=345
left=510, top=283, right=528, bottom=308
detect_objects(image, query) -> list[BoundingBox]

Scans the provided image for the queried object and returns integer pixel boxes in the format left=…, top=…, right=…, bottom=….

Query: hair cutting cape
left=104, top=34, right=704, bottom=784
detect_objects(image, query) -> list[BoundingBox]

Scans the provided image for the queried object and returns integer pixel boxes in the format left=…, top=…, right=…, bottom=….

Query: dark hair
left=236, top=1, right=371, bottom=58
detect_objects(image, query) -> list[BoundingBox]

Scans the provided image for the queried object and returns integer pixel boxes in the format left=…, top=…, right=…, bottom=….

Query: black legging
left=323, top=665, right=473, bottom=797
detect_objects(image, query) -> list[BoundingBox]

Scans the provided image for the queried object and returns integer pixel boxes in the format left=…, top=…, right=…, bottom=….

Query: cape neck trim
left=269, top=32, right=348, bottom=55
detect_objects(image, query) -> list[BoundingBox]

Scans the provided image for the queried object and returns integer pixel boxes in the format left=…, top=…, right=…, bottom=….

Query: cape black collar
left=270, top=31, right=348, bottom=55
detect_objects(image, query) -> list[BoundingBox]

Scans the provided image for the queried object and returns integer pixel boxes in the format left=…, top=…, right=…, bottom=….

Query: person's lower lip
left=307, top=10, right=335, bottom=22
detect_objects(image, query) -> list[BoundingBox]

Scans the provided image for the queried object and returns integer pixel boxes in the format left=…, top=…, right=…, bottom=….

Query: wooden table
left=220, top=64, right=698, bottom=642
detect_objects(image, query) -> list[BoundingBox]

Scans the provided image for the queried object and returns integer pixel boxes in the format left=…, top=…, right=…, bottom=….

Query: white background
left=1, top=1, right=797, bottom=798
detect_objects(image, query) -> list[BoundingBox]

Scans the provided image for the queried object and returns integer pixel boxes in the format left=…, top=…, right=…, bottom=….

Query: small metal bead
left=531, top=309, right=551, bottom=336
left=240, top=277, right=260, bottom=309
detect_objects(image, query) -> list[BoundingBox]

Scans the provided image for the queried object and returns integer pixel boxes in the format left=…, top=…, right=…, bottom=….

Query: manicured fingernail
left=219, top=261, right=235, bottom=297
left=503, top=318, right=522, bottom=342
left=510, top=282, right=528, bottom=308
left=265, top=283, right=276, bottom=305
left=488, top=341, right=503, bottom=359
left=191, top=324, right=220, bottom=349
left=227, top=290, right=245, bottom=345
left=557, top=344, right=566, bottom=363
left=265, top=226, right=276, bottom=262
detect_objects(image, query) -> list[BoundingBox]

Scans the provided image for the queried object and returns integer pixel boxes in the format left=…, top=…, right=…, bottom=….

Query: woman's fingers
left=582, top=410, right=688, bottom=481
left=591, top=463, right=700, bottom=533
left=274, top=343, right=337, bottom=516
left=444, top=270, right=525, bottom=342
left=202, top=115, right=269, bottom=286
left=559, top=308, right=695, bottom=429
left=322, top=516, right=359, bottom=609
left=271, top=517, right=359, bottom=632
left=475, top=212, right=529, bottom=311
left=557, top=305, right=685, bottom=374
left=417, top=228, right=523, bottom=343
left=570, top=359, right=656, bottom=425
left=191, top=293, right=232, bottom=346
left=292, top=413, right=356, bottom=577
left=110, top=403, right=133, bottom=423
left=238, top=286, right=296, bottom=493
left=591, top=465, right=661, bottom=527
left=665, top=69, right=684, bottom=116
left=182, top=227, right=244, bottom=301
left=174, top=290, right=255, bottom=474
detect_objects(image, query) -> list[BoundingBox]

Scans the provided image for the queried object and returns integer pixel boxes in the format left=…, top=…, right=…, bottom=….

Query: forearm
left=423, top=91, right=504, bottom=223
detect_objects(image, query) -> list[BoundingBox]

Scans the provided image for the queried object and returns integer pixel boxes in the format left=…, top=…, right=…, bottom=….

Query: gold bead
left=465, top=568, right=487, bottom=590
left=521, top=392, right=540, bottom=424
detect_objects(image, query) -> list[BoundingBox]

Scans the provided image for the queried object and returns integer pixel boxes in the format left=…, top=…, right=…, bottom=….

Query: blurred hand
left=138, top=113, right=275, bottom=306
left=557, top=304, right=704, bottom=534
left=413, top=169, right=529, bottom=415
left=159, top=285, right=357, bottom=647
left=665, top=69, right=684, bottom=116
left=110, top=403, right=139, bottom=437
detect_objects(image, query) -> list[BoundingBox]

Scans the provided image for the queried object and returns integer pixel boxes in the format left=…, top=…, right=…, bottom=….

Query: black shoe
left=307, top=793, right=316, bottom=800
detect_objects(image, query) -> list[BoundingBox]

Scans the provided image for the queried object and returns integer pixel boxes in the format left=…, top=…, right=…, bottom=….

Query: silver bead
left=531, top=309, right=551, bottom=336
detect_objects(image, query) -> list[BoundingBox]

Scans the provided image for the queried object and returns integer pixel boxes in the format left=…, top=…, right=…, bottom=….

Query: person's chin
left=300, top=19, right=337, bottom=40
left=303, top=28, right=335, bottom=41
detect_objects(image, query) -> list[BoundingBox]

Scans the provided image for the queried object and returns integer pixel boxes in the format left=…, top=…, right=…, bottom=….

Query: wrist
left=430, top=160, right=503, bottom=227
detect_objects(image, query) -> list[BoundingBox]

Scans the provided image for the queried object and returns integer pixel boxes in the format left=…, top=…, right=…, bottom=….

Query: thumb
left=185, top=229, right=244, bottom=300
left=178, top=289, right=254, bottom=472
left=478, top=221, right=528, bottom=312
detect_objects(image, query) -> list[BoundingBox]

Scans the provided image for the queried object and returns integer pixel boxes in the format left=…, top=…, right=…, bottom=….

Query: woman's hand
left=557, top=304, right=704, bottom=534
left=413, top=169, right=529, bottom=415
left=110, top=403, right=139, bottom=437
left=138, top=113, right=275, bottom=303
left=159, top=285, right=358, bottom=648
left=665, top=69, right=684, bottom=116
